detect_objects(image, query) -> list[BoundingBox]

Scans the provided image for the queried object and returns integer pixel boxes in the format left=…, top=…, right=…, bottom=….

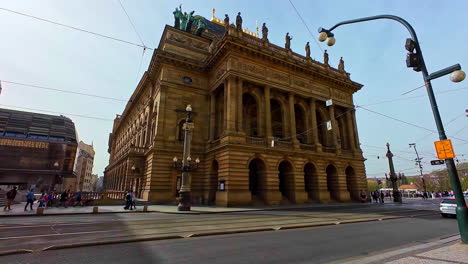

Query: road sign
left=434, top=139, right=455, bottom=159
left=430, top=159, right=445, bottom=165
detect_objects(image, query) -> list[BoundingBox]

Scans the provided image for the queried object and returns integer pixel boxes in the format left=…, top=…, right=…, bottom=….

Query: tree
left=367, top=180, right=379, bottom=191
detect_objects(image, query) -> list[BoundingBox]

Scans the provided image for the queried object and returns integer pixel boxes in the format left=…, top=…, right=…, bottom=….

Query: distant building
left=96, top=176, right=104, bottom=192
left=70, top=141, right=95, bottom=192
left=0, top=108, right=78, bottom=192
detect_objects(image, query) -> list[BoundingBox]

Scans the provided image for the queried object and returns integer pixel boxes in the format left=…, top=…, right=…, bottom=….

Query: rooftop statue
left=285, top=32, right=292, bottom=50
left=324, top=50, right=329, bottom=66
left=338, top=57, right=345, bottom=71
left=173, top=5, right=183, bottom=29
left=195, top=17, right=207, bottom=36
left=224, top=14, right=230, bottom=29
left=180, top=12, right=188, bottom=31
left=185, top=11, right=196, bottom=32
left=262, top=23, right=268, bottom=41
left=305, top=42, right=310, bottom=58
left=236, top=12, right=243, bottom=31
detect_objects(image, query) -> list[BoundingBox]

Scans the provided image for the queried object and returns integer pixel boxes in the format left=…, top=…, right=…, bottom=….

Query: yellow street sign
left=434, top=139, right=455, bottom=159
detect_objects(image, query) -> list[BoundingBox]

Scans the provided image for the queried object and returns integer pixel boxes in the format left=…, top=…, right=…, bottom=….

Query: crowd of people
left=3, top=186, right=86, bottom=212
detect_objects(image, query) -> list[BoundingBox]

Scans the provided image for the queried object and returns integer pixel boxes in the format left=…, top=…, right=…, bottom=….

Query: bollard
left=93, top=206, right=98, bottom=214
left=36, top=207, right=44, bottom=215
left=143, top=205, right=148, bottom=212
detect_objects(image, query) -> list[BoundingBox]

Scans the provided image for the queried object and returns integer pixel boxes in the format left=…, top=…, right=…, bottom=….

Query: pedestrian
left=74, top=190, right=83, bottom=207
left=124, top=191, right=132, bottom=210
left=47, top=192, right=54, bottom=207
left=24, top=189, right=35, bottom=211
left=380, top=191, right=385, bottom=203
left=38, top=191, right=46, bottom=208
left=372, top=191, right=378, bottom=203
left=131, top=191, right=137, bottom=210
left=3, top=186, right=18, bottom=211
left=59, top=190, right=68, bottom=207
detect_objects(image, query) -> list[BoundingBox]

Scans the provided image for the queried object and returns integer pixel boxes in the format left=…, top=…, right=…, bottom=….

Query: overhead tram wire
left=287, top=0, right=323, bottom=52
left=413, top=112, right=466, bottom=143
left=117, top=0, right=146, bottom=48
left=116, top=0, right=148, bottom=85
left=358, top=87, right=468, bottom=107
left=356, top=106, right=468, bottom=144
left=0, top=104, right=114, bottom=121
left=0, top=7, right=153, bottom=51
left=1, top=80, right=128, bottom=102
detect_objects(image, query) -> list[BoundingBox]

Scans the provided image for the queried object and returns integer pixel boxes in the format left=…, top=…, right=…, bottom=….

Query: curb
left=41, top=235, right=184, bottom=251
left=0, top=249, right=34, bottom=257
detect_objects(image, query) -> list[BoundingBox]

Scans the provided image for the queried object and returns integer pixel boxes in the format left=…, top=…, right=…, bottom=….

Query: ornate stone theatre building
left=104, top=9, right=367, bottom=206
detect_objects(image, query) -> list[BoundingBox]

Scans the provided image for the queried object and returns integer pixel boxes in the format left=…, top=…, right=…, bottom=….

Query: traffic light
left=405, top=38, right=421, bottom=72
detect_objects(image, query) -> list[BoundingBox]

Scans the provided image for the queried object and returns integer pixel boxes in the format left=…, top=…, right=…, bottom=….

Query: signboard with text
left=434, top=139, right=455, bottom=159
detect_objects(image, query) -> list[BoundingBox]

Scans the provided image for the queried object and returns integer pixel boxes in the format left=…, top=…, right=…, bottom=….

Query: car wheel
left=441, top=213, right=448, bottom=218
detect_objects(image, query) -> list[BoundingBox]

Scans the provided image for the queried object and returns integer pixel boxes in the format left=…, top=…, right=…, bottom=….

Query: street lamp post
left=386, top=143, right=402, bottom=203
left=409, top=143, right=427, bottom=193
left=172, top=105, right=200, bottom=211
left=318, top=15, right=468, bottom=242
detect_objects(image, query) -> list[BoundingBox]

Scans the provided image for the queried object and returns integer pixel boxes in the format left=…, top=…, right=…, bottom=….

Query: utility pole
left=386, top=143, right=402, bottom=203
left=409, top=143, right=427, bottom=193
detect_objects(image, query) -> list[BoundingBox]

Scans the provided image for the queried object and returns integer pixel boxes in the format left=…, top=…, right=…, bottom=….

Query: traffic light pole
left=319, top=15, right=468, bottom=243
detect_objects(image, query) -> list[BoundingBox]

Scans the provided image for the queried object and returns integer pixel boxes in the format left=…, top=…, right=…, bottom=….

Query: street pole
left=178, top=105, right=194, bottom=211
left=318, top=14, right=468, bottom=243
left=386, top=143, right=402, bottom=203
left=409, top=143, right=427, bottom=193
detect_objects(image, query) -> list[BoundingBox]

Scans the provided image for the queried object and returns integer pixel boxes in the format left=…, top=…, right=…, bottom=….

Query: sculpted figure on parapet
left=285, top=32, right=292, bottom=50
left=262, top=23, right=268, bottom=41
left=324, top=49, right=329, bottom=66
left=236, top=12, right=243, bottom=31
left=224, top=14, right=230, bottom=29
left=305, top=42, right=310, bottom=58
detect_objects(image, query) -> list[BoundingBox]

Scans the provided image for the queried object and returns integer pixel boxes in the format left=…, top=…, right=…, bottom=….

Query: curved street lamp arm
left=321, top=15, right=428, bottom=77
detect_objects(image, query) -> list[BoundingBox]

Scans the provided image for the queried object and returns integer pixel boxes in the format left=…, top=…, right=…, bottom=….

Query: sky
left=0, top=0, right=467, bottom=178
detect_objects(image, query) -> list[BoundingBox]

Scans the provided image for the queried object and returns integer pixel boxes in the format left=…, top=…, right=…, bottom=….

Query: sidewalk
left=0, top=201, right=380, bottom=217
left=339, top=235, right=468, bottom=264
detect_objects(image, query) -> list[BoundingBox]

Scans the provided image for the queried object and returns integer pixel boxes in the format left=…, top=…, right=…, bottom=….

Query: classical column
left=351, top=109, right=361, bottom=151
left=288, top=93, right=298, bottom=145
left=237, top=78, right=243, bottom=133
left=145, top=103, right=153, bottom=147
left=328, top=105, right=340, bottom=153
left=209, top=92, right=216, bottom=141
left=223, top=76, right=237, bottom=134
left=346, top=110, right=356, bottom=151
left=309, top=98, right=321, bottom=151
left=264, top=86, right=272, bottom=140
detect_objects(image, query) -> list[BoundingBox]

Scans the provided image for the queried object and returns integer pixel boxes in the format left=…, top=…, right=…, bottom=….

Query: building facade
left=71, top=141, right=95, bottom=192
left=0, top=108, right=77, bottom=192
left=104, top=11, right=367, bottom=206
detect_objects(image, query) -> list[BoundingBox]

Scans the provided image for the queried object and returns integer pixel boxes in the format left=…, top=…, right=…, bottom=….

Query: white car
left=439, top=198, right=468, bottom=217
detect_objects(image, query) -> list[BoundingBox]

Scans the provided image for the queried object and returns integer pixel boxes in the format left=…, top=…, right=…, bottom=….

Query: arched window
left=178, top=120, right=186, bottom=141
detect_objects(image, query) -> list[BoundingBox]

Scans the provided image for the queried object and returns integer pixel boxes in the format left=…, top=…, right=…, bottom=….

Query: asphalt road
left=0, top=214, right=458, bottom=264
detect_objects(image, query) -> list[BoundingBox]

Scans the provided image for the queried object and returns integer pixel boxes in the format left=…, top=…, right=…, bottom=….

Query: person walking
left=59, top=190, right=68, bottom=207
left=47, top=192, right=54, bottom=207
left=380, top=191, right=385, bottom=204
left=38, top=191, right=46, bottom=208
left=131, top=191, right=137, bottom=210
left=3, top=186, right=17, bottom=211
left=124, top=191, right=132, bottom=210
left=73, top=190, right=83, bottom=207
left=24, top=189, right=35, bottom=211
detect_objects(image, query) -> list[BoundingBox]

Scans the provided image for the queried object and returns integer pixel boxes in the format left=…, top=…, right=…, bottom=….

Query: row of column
left=208, top=76, right=360, bottom=152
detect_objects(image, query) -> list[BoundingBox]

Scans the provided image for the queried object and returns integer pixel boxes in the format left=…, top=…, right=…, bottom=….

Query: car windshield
left=441, top=199, right=457, bottom=204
